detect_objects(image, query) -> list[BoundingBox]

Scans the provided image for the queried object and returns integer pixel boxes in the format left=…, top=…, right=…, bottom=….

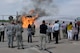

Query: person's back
left=52, top=23, right=59, bottom=31
left=61, top=22, right=67, bottom=30
left=27, top=24, right=32, bottom=34
left=31, top=23, right=35, bottom=31
left=52, top=21, right=59, bottom=44
left=15, top=22, right=24, bottom=49
left=67, top=22, right=73, bottom=40
left=6, top=24, right=14, bottom=35
left=27, top=24, right=33, bottom=43
left=67, top=24, right=73, bottom=31
left=31, top=22, right=35, bottom=36
left=15, top=24, right=23, bottom=36
left=73, top=27, right=78, bottom=35
left=6, top=22, right=15, bottom=48
left=40, top=24, right=47, bottom=34
left=0, top=25, right=5, bottom=32
left=47, top=24, right=52, bottom=33
left=47, top=23, right=52, bottom=42
left=39, top=20, right=47, bottom=50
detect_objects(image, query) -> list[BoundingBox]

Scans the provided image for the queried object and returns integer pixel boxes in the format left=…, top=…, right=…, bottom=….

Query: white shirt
left=52, top=23, right=59, bottom=31
left=0, top=25, right=5, bottom=32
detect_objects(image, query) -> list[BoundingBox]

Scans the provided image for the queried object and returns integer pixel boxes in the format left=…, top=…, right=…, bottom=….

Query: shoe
left=76, top=40, right=78, bottom=41
left=22, top=48, right=24, bottom=49
left=39, top=48, right=43, bottom=50
left=8, top=46, right=10, bottom=48
left=30, top=41, right=32, bottom=43
left=17, top=48, right=20, bottom=49
left=11, top=46, right=14, bottom=48
left=54, top=43, right=58, bottom=44
left=43, top=49, right=47, bottom=50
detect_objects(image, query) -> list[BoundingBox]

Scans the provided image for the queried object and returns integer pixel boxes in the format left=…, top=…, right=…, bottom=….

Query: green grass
left=0, top=20, right=10, bottom=22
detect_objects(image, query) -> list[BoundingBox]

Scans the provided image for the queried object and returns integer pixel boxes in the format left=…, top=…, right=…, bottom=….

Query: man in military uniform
left=6, top=21, right=15, bottom=48
left=15, top=21, right=24, bottom=49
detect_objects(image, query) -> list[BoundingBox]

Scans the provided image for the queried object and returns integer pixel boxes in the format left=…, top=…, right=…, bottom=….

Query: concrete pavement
left=0, top=29, right=80, bottom=53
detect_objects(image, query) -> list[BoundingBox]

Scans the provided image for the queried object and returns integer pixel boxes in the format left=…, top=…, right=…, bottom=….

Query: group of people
left=39, top=20, right=60, bottom=50
left=6, top=21, right=24, bottom=49
left=0, top=21, right=24, bottom=49
left=39, top=20, right=79, bottom=50
left=0, top=20, right=79, bottom=50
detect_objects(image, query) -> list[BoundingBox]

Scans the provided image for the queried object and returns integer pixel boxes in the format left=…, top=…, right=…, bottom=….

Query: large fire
left=22, top=13, right=38, bottom=28
left=22, top=16, right=34, bottom=28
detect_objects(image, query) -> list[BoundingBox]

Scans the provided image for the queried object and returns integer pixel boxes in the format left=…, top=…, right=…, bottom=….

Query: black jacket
left=40, top=24, right=47, bottom=34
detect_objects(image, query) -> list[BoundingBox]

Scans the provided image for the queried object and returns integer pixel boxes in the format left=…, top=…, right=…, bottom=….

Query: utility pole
left=16, top=11, right=18, bottom=21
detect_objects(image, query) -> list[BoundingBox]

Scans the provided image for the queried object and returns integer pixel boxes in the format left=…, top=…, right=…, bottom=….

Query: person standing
left=15, top=21, right=24, bottom=49
left=74, top=20, right=77, bottom=27
left=0, top=23, right=5, bottom=42
left=39, top=20, right=47, bottom=50
left=57, top=20, right=61, bottom=40
left=31, top=22, right=35, bottom=37
left=73, top=26, right=78, bottom=41
left=52, top=23, right=55, bottom=40
left=67, top=22, right=73, bottom=40
left=47, top=23, right=52, bottom=43
left=61, top=21, right=67, bottom=39
left=12, top=22, right=16, bottom=41
left=27, top=24, right=32, bottom=43
left=52, top=21, right=60, bottom=44
left=6, top=21, right=15, bottom=48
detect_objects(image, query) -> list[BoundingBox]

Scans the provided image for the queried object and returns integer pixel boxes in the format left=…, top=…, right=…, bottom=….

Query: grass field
left=0, top=20, right=10, bottom=22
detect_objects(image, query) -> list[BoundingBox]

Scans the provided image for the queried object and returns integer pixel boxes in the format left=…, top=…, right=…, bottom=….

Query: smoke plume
left=22, top=0, right=58, bottom=17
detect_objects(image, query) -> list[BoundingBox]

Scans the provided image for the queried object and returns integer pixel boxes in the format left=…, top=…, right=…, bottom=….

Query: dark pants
left=78, top=26, right=79, bottom=34
left=73, top=34, right=78, bottom=41
left=0, top=35, right=1, bottom=41
left=48, top=32, right=51, bottom=42
left=54, top=31, right=59, bottom=43
left=53, top=32, right=55, bottom=39
left=28, top=34, right=32, bottom=43
left=0, top=31, right=4, bottom=42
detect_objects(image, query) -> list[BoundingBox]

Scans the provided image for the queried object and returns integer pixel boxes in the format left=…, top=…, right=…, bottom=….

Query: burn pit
left=17, top=13, right=38, bottom=28
left=22, top=15, right=35, bottom=28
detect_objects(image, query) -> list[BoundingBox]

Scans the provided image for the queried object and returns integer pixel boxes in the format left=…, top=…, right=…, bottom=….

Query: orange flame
left=22, top=14, right=38, bottom=28
left=21, top=9, right=39, bottom=28
left=22, top=16, right=34, bottom=28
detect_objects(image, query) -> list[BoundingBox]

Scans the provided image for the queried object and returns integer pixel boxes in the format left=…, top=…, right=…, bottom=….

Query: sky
left=0, top=0, right=80, bottom=20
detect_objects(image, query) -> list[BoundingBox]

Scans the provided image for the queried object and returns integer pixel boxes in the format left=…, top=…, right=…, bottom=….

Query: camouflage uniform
left=6, top=23, right=15, bottom=48
left=15, top=23, right=24, bottom=49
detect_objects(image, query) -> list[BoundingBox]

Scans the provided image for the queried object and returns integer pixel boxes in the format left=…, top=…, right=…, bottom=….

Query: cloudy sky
left=0, top=0, right=80, bottom=20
